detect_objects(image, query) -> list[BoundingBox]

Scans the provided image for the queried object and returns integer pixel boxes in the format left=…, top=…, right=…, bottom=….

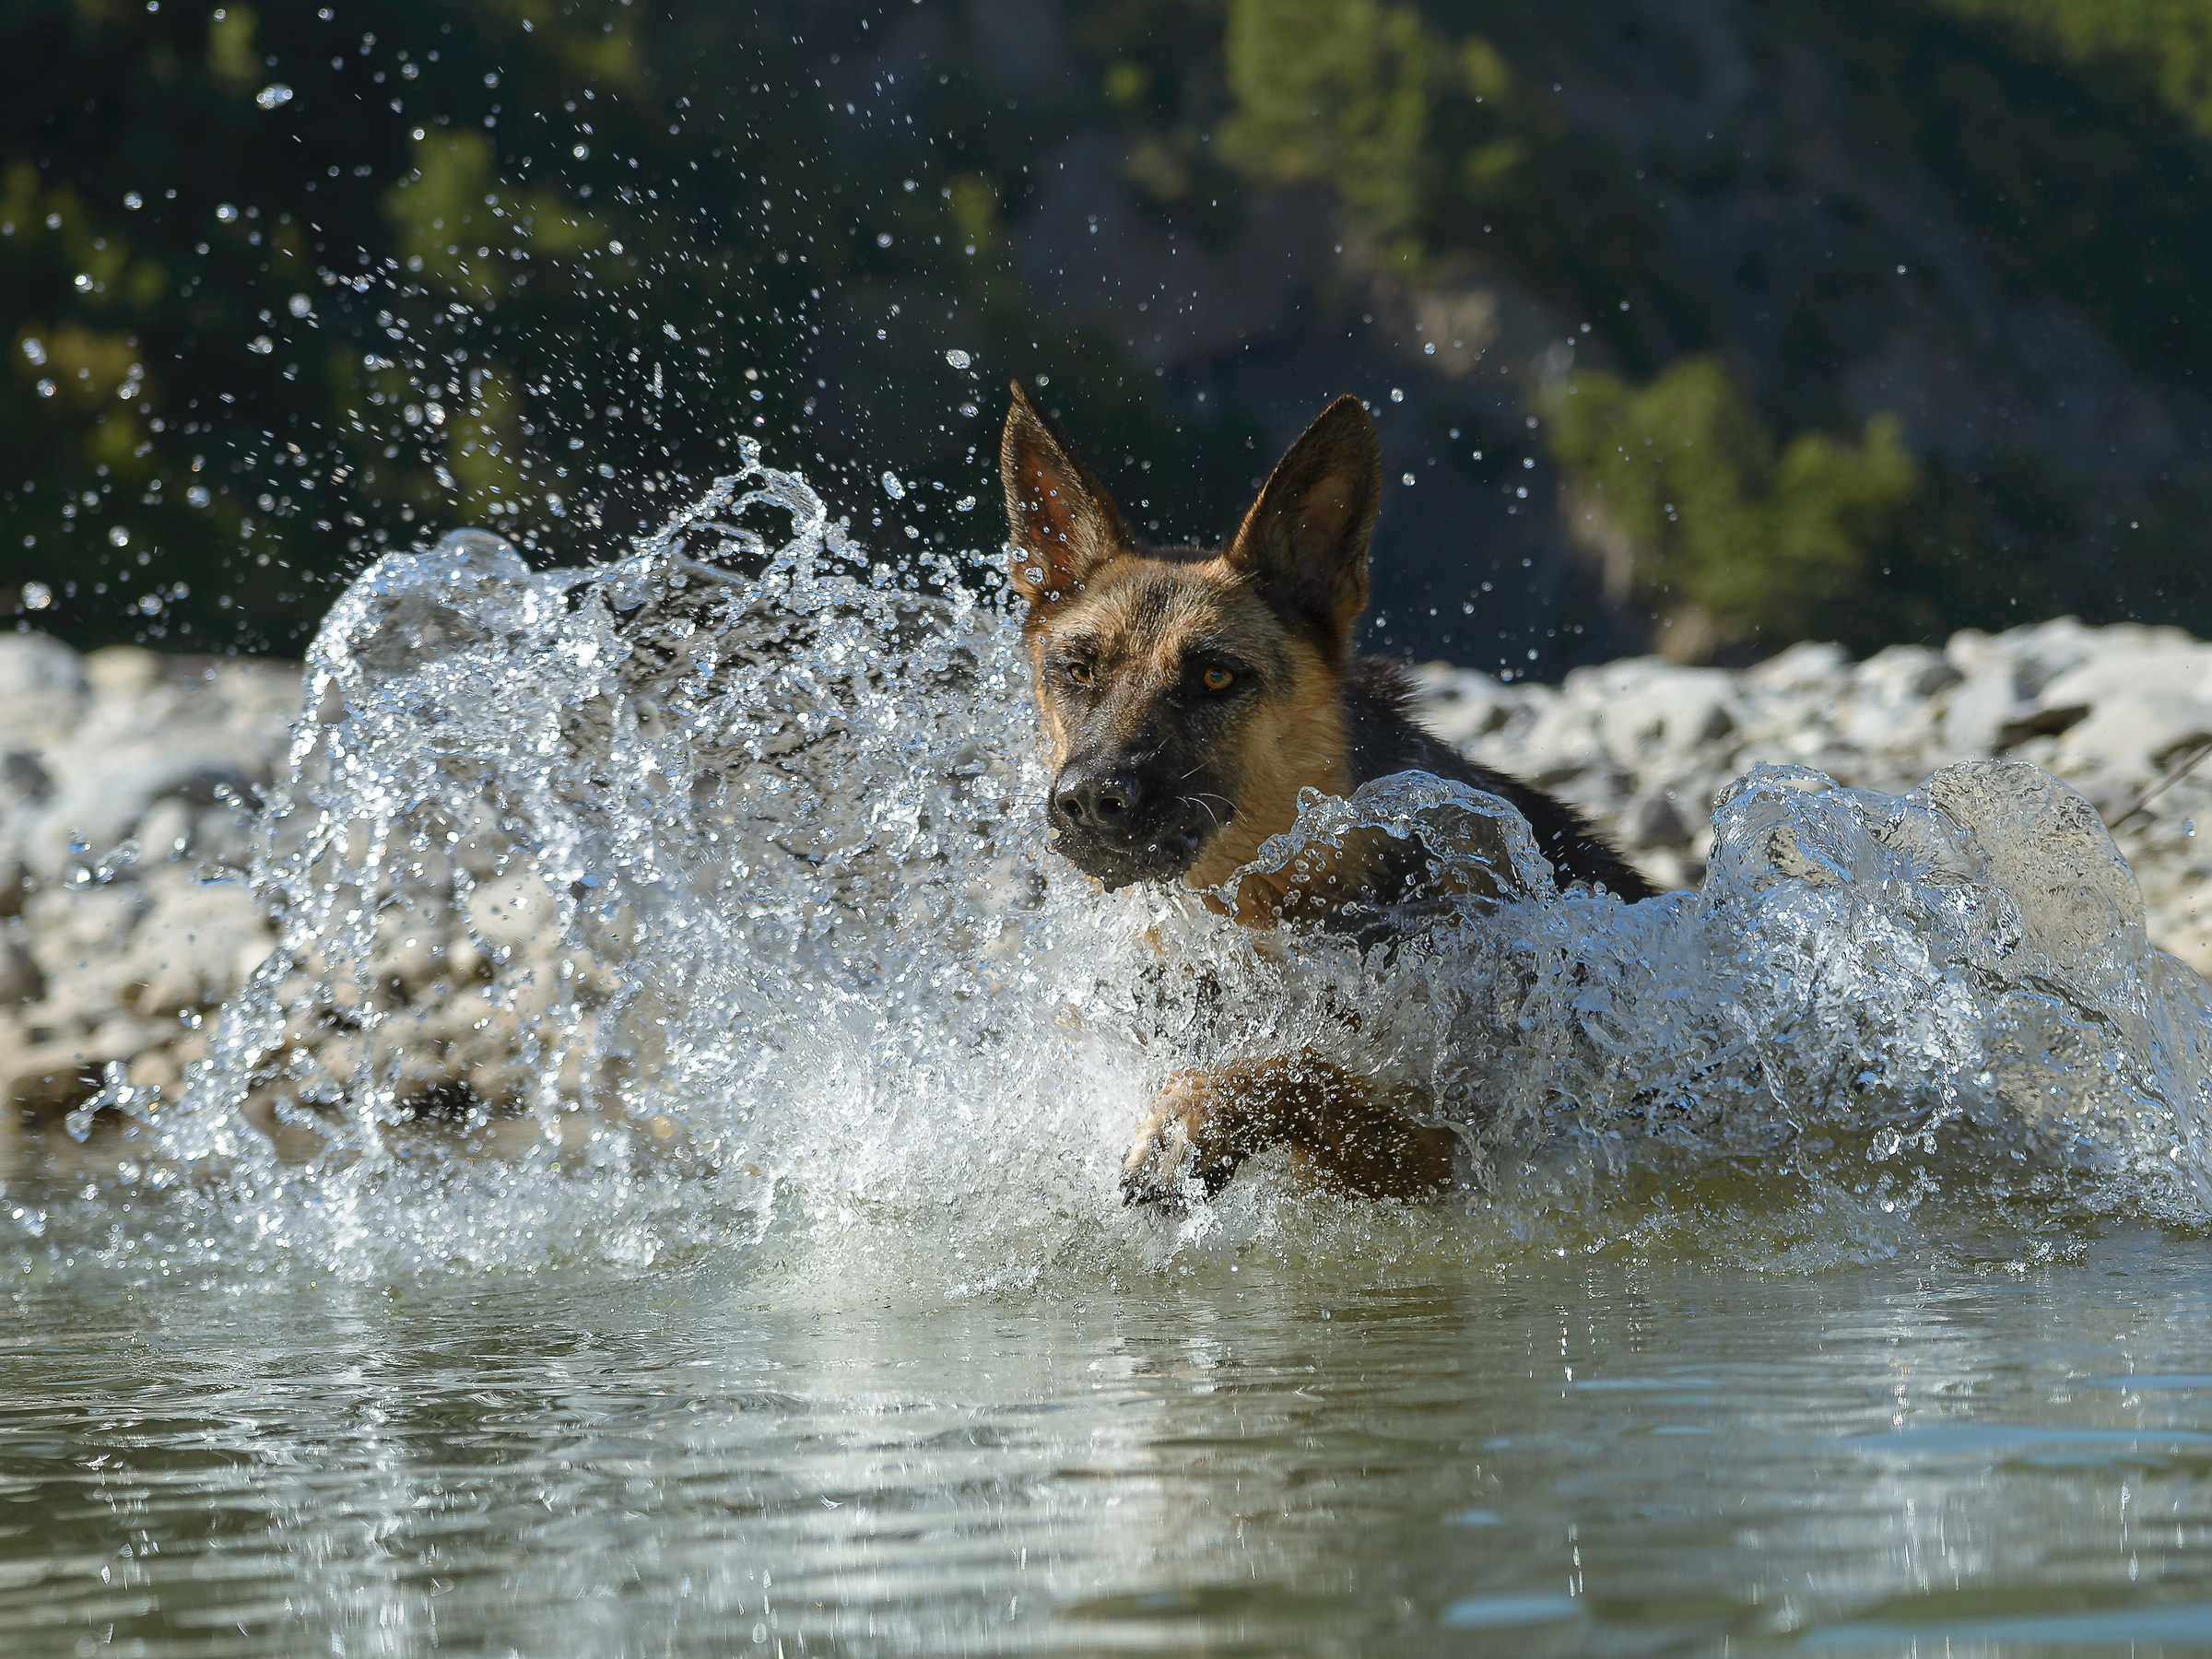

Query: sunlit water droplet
left=100, top=453, right=2212, bottom=1292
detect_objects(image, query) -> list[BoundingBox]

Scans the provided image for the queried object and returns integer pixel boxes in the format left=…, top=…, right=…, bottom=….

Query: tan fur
left=1122, top=1056, right=1455, bottom=1201
left=998, top=382, right=1458, bottom=1205
left=1181, top=629, right=1349, bottom=888
left=1019, top=550, right=1354, bottom=893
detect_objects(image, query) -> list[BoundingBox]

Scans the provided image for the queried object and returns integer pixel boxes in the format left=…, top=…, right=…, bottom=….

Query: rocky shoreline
left=1418, top=618, right=2212, bottom=971
left=3, top=617, right=2209, bottom=1130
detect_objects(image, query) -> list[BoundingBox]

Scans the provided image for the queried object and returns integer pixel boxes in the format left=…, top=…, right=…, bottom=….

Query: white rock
left=1515, top=694, right=1606, bottom=785
left=125, top=874, right=274, bottom=1015
left=83, top=645, right=160, bottom=699
left=1943, top=626, right=2001, bottom=679
left=20, top=755, right=263, bottom=877
left=1954, top=617, right=2178, bottom=699
left=1939, top=663, right=2036, bottom=754
left=1625, top=790, right=1694, bottom=849
left=2054, top=694, right=2212, bottom=788
left=1744, top=639, right=1848, bottom=692
left=2037, top=643, right=2212, bottom=713
left=467, top=871, right=562, bottom=953
left=0, top=633, right=88, bottom=742
left=1833, top=692, right=1937, bottom=757
left=1853, top=642, right=1961, bottom=702
left=1586, top=662, right=1741, bottom=768
left=1414, top=665, right=1514, bottom=747
left=22, top=883, right=146, bottom=971
left=18, top=884, right=150, bottom=1038
left=0, top=935, right=40, bottom=1004
left=135, top=799, right=196, bottom=863
left=0, top=750, right=53, bottom=807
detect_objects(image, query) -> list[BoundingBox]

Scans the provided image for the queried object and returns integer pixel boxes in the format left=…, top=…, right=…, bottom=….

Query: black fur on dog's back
left=1340, top=658, right=1655, bottom=900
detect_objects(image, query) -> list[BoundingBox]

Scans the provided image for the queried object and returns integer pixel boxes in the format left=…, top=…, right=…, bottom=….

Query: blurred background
left=5, top=0, right=2211, bottom=674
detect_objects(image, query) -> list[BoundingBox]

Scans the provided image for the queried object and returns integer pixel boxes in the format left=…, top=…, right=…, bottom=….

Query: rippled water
left=7, top=1230, right=2212, bottom=1655
left=7, top=452, right=2212, bottom=1653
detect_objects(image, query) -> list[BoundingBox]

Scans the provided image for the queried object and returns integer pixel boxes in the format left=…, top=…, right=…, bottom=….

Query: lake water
left=6, top=453, right=2212, bottom=1655
left=6, top=1201, right=2212, bottom=1657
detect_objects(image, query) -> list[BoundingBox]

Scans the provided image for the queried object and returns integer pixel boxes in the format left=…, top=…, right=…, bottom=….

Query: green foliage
left=1802, top=0, right=2212, bottom=390
left=0, top=0, right=1253, bottom=653
left=1936, top=0, right=2212, bottom=134
left=1206, top=0, right=1677, bottom=362
left=6, top=0, right=2212, bottom=665
left=204, top=4, right=261, bottom=88
left=1208, top=0, right=2212, bottom=654
left=1213, top=0, right=1951, bottom=655
left=381, top=131, right=604, bottom=306
left=1541, top=359, right=1923, bottom=653
left=1219, top=0, right=1436, bottom=250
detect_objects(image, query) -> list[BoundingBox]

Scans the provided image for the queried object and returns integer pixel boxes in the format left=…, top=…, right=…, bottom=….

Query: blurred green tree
left=6, top=0, right=2212, bottom=666
left=1540, top=358, right=1923, bottom=658
left=1219, top=0, right=1434, bottom=254
left=0, top=0, right=1251, bottom=653
left=1938, top=0, right=2212, bottom=135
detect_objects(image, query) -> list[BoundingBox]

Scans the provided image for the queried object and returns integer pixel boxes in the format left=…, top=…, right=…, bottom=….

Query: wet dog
left=999, top=382, right=1652, bottom=1204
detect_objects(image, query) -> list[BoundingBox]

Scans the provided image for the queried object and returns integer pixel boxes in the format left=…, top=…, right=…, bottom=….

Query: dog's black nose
left=1053, top=764, right=1145, bottom=830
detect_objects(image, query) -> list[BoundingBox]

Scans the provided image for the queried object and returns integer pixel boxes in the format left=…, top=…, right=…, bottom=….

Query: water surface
left=6, top=1220, right=2211, bottom=1656
left=10, top=453, right=2212, bottom=1656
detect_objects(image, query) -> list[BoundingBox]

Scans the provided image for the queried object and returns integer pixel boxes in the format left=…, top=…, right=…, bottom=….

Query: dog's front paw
left=1120, top=1072, right=1239, bottom=1206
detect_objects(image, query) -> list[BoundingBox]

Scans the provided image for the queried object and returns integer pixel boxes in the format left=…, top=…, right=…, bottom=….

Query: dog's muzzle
left=1048, top=759, right=1217, bottom=890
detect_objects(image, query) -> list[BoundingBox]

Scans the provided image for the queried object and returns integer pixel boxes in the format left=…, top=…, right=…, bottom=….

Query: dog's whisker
left=1184, top=792, right=1234, bottom=832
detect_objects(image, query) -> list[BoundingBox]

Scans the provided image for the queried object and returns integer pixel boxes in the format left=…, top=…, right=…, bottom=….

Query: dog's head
left=999, top=382, right=1382, bottom=890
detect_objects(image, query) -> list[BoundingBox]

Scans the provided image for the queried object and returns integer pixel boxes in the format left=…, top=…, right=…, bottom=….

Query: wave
left=69, top=448, right=2211, bottom=1287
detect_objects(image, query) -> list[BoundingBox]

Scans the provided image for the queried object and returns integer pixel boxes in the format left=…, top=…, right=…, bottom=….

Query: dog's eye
left=1202, top=666, right=1235, bottom=692
left=1065, top=662, right=1093, bottom=686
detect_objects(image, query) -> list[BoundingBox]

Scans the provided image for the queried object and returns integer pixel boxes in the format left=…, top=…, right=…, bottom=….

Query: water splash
left=117, top=453, right=2212, bottom=1284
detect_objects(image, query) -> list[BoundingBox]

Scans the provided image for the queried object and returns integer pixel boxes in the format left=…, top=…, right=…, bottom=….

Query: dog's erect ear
left=1000, top=382, right=1130, bottom=617
left=1224, top=394, right=1380, bottom=656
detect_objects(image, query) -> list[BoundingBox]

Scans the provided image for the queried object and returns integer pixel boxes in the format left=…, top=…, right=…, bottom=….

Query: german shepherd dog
left=999, top=383, right=1653, bottom=1206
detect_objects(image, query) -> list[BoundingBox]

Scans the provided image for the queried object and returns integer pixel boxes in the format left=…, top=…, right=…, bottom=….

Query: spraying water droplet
left=105, top=447, right=2212, bottom=1285
left=881, top=472, right=905, bottom=499
left=945, top=349, right=971, bottom=369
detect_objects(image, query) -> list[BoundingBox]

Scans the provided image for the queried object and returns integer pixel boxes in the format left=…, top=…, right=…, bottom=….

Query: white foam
left=121, top=455, right=2212, bottom=1286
